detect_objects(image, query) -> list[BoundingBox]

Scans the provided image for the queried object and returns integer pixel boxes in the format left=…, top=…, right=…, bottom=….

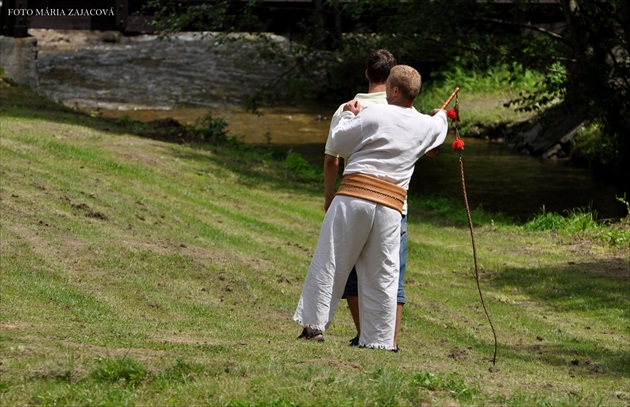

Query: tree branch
left=479, top=17, right=573, bottom=48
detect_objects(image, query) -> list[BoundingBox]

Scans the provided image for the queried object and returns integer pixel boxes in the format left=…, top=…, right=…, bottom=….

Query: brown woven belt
left=336, top=173, right=406, bottom=214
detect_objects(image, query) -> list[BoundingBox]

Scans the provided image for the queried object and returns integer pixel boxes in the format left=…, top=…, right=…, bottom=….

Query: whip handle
left=441, top=87, right=460, bottom=110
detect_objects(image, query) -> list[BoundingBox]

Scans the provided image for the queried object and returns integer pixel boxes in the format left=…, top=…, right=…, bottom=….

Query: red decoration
left=452, top=138, right=465, bottom=150
left=447, top=109, right=458, bottom=120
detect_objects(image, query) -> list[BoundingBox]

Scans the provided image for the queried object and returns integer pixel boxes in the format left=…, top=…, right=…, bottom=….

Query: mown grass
left=1, top=78, right=629, bottom=406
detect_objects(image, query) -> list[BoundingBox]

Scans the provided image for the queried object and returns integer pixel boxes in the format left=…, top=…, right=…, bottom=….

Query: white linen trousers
left=293, top=194, right=401, bottom=350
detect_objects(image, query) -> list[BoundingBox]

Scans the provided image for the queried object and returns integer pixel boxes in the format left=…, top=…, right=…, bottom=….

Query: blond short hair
left=388, top=65, right=421, bottom=101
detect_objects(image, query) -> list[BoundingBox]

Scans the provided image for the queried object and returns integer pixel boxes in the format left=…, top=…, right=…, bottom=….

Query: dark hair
left=366, top=49, right=397, bottom=84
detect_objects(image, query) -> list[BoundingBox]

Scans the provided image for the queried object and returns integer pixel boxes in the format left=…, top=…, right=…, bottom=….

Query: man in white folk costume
left=294, top=65, right=449, bottom=350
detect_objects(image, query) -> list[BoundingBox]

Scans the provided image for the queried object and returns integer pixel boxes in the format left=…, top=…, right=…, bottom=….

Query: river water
left=30, top=29, right=626, bottom=221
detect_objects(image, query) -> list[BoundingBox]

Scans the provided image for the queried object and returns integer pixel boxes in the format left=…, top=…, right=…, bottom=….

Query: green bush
left=524, top=206, right=598, bottom=233
left=523, top=204, right=629, bottom=247
left=191, top=113, right=231, bottom=143
left=282, top=151, right=323, bottom=183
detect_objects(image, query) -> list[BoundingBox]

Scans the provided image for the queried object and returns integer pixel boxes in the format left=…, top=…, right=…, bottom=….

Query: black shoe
left=348, top=335, right=359, bottom=347
left=392, top=346, right=401, bottom=353
left=297, top=328, right=324, bottom=342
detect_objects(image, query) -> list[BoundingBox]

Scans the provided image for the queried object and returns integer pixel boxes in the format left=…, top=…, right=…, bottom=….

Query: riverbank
left=1, top=77, right=629, bottom=406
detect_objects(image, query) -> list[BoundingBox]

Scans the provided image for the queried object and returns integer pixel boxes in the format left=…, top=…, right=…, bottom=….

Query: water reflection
left=408, top=138, right=625, bottom=221
left=101, top=105, right=334, bottom=145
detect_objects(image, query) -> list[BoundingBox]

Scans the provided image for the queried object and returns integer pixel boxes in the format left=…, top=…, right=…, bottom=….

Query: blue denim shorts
left=342, top=215, right=407, bottom=304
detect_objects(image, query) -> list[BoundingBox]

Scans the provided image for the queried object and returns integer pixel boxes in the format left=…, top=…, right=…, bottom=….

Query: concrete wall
left=0, top=36, right=39, bottom=89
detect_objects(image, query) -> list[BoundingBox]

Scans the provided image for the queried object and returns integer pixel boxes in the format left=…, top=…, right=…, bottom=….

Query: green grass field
left=1, top=78, right=628, bottom=406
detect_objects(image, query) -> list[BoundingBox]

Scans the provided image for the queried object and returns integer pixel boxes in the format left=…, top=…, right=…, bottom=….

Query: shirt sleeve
left=330, top=110, right=364, bottom=159
left=426, top=110, right=449, bottom=151
left=324, top=104, right=345, bottom=156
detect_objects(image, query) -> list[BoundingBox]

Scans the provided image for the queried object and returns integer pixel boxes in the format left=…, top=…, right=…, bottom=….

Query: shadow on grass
left=491, top=258, right=630, bottom=377
left=407, top=194, right=516, bottom=228
left=493, top=259, right=629, bottom=314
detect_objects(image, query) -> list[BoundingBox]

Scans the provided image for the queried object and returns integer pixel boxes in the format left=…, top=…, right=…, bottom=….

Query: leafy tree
left=488, top=0, right=629, bottom=188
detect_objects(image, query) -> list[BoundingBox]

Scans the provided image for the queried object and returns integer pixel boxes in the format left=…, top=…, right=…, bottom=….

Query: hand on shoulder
left=343, top=99, right=362, bottom=116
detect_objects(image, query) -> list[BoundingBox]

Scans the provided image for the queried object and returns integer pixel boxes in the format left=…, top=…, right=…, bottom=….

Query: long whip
left=443, top=89, right=498, bottom=366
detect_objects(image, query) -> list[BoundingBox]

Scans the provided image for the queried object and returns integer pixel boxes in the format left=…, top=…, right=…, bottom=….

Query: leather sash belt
left=336, top=173, right=406, bottom=214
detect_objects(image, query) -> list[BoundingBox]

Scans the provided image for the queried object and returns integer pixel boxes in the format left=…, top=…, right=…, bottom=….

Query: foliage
left=141, top=0, right=264, bottom=35
left=504, top=61, right=567, bottom=113
left=428, top=62, right=543, bottom=97
left=524, top=205, right=599, bottom=233
left=524, top=205, right=629, bottom=247
left=282, top=151, right=323, bottom=183
left=490, top=0, right=629, bottom=186
left=616, top=193, right=630, bottom=216
left=571, top=122, right=621, bottom=172
left=190, top=112, right=231, bottom=143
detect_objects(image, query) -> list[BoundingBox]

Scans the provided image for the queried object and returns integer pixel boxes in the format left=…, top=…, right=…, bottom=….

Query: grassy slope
left=1, top=79, right=628, bottom=406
